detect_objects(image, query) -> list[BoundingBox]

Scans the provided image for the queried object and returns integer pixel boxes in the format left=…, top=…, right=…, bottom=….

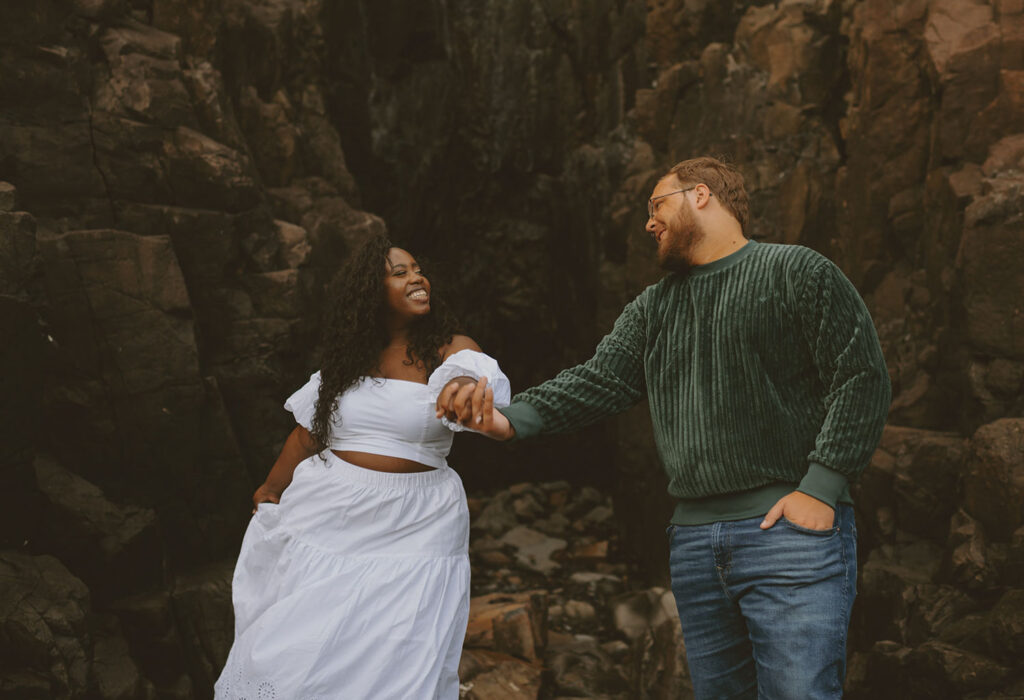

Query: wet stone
left=500, top=526, right=567, bottom=575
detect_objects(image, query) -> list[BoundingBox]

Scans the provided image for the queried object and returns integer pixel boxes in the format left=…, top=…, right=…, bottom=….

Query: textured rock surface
left=0, top=552, right=92, bottom=699
left=462, top=481, right=684, bottom=698
left=33, top=455, right=161, bottom=602
left=1, top=0, right=1023, bottom=696
left=963, top=418, right=1024, bottom=540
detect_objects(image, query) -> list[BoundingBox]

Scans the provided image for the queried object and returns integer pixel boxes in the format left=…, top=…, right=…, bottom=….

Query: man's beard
left=658, top=201, right=705, bottom=272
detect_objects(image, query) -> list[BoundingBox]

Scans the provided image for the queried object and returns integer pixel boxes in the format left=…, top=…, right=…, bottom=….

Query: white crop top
left=283, top=350, right=511, bottom=469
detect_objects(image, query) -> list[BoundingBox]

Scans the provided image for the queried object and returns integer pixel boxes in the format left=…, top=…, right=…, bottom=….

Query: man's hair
left=666, top=157, right=749, bottom=231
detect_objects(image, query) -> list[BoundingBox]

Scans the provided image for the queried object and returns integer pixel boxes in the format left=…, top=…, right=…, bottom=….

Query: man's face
left=646, top=177, right=705, bottom=272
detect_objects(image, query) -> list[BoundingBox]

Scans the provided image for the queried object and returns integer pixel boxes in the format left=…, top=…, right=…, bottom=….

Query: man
left=438, top=156, right=891, bottom=699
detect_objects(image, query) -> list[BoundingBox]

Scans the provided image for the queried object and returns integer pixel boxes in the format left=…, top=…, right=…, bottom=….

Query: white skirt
left=214, top=452, right=471, bottom=700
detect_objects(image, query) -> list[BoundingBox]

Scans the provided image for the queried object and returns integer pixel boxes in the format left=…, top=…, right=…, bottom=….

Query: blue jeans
left=667, top=505, right=857, bottom=700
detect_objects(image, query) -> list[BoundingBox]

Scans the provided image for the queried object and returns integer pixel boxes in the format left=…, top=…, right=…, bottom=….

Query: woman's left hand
left=252, top=483, right=282, bottom=514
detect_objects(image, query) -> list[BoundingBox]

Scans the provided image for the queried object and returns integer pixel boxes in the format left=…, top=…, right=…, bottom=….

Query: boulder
left=465, top=591, right=548, bottom=662
left=274, top=219, right=311, bottom=269
left=945, top=509, right=999, bottom=591
left=544, top=631, right=630, bottom=697
left=458, top=649, right=542, bottom=700
left=957, top=140, right=1024, bottom=363
left=532, top=512, right=571, bottom=537
left=610, top=587, right=677, bottom=641
left=473, top=492, right=519, bottom=537
left=848, top=640, right=913, bottom=699
left=628, top=616, right=692, bottom=700
left=905, top=640, right=1009, bottom=697
left=562, top=600, right=597, bottom=623
left=162, top=127, right=263, bottom=213
left=954, top=136, right=1024, bottom=399
left=91, top=615, right=157, bottom=700
left=298, top=196, right=387, bottom=272
left=237, top=87, right=301, bottom=187
left=568, top=571, right=625, bottom=599
left=109, top=590, right=192, bottom=692
left=511, top=492, right=546, bottom=520
left=0, top=552, right=92, bottom=699
left=963, top=419, right=1024, bottom=540
left=936, top=611, right=991, bottom=654
left=0, top=119, right=108, bottom=216
left=985, top=588, right=1024, bottom=665
left=857, top=539, right=944, bottom=642
left=896, top=584, right=980, bottom=646
left=858, top=426, right=967, bottom=542
left=568, top=539, right=609, bottom=564
left=499, top=526, right=567, bottom=575
left=33, top=455, right=162, bottom=602
left=926, top=0, right=1006, bottom=161
left=168, top=561, right=235, bottom=699
left=93, top=19, right=194, bottom=129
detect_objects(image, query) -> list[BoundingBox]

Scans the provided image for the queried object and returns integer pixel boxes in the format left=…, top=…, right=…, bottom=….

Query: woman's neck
left=386, top=313, right=413, bottom=346
left=386, top=331, right=410, bottom=348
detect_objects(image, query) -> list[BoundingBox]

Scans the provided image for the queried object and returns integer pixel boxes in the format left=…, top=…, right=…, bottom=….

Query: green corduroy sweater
left=500, top=240, right=892, bottom=525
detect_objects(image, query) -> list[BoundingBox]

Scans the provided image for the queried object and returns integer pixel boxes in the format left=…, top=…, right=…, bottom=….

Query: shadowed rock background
left=0, top=0, right=1022, bottom=697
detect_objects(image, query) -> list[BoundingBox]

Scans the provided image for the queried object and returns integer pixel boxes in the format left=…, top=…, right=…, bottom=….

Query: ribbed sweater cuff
left=796, top=463, right=848, bottom=508
left=498, top=401, right=545, bottom=442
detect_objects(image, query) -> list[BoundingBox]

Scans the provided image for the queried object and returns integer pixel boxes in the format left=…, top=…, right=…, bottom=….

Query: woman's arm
left=429, top=339, right=512, bottom=435
left=440, top=334, right=482, bottom=359
left=253, top=425, right=319, bottom=510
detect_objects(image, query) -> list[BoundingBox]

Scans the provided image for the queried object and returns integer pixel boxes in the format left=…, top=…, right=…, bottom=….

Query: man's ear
left=693, top=183, right=712, bottom=209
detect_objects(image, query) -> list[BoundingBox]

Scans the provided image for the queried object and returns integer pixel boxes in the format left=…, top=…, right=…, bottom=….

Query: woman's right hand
left=252, top=483, right=282, bottom=513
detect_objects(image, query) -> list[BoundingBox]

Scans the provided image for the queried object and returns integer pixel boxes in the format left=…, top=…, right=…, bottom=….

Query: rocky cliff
left=0, top=0, right=1021, bottom=697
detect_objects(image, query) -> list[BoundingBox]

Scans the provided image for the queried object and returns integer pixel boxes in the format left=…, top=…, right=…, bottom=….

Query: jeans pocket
left=779, top=517, right=838, bottom=537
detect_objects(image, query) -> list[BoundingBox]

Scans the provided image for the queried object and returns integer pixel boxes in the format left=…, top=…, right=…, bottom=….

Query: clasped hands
left=434, top=376, right=514, bottom=440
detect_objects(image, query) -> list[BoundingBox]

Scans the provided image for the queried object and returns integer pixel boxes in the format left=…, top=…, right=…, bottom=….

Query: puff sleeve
left=427, top=350, right=511, bottom=432
left=283, top=371, right=321, bottom=430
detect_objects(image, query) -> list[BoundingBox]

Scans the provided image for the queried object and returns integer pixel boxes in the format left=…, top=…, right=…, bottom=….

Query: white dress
left=215, top=351, right=510, bottom=700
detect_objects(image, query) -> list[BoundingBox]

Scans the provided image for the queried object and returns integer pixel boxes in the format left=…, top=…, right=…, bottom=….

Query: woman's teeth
left=409, top=289, right=428, bottom=299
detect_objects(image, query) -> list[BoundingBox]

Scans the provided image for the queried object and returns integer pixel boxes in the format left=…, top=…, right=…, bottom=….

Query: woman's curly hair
left=310, top=235, right=460, bottom=451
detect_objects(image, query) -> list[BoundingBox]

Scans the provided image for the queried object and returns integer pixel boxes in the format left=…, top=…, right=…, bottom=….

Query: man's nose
left=645, top=217, right=656, bottom=232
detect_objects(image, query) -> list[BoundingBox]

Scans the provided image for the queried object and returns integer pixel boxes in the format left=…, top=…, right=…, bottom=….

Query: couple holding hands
left=215, top=157, right=891, bottom=700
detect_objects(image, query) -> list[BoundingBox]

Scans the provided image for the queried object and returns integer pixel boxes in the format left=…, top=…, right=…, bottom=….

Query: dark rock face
left=0, top=552, right=94, bottom=699
left=963, top=418, right=1024, bottom=541
left=1, top=0, right=1023, bottom=697
left=33, top=456, right=162, bottom=603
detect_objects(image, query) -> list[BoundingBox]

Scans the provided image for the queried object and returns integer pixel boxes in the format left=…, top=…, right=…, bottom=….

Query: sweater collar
left=688, top=239, right=756, bottom=277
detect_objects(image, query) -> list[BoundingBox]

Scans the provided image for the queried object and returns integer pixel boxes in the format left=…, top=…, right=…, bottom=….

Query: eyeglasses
left=647, top=186, right=701, bottom=218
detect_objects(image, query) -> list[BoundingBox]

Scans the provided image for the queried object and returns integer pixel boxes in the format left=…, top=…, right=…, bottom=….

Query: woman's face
left=384, top=247, right=431, bottom=321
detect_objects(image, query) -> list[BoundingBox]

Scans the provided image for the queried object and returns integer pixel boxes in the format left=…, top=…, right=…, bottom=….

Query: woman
left=214, top=236, right=510, bottom=699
